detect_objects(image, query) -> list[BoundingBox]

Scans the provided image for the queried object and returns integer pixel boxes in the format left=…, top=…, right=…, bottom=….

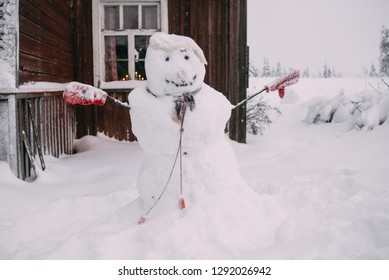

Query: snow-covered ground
left=1, top=78, right=388, bottom=259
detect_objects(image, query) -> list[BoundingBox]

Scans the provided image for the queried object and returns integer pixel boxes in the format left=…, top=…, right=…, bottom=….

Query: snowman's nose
left=177, top=70, right=187, bottom=81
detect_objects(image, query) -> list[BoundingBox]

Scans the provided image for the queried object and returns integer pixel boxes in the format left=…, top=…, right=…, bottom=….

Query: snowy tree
left=369, top=63, right=378, bottom=77
left=331, top=67, right=337, bottom=77
left=302, top=68, right=310, bottom=77
left=323, top=63, right=332, bottom=78
left=261, top=57, right=271, bottom=77
left=249, top=61, right=259, bottom=77
left=271, top=67, right=276, bottom=77
left=379, top=26, right=389, bottom=76
left=246, top=96, right=281, bottom=135
left=275, top=62, right=283, bottom=77
left=327, top=68, right=332, bottom=78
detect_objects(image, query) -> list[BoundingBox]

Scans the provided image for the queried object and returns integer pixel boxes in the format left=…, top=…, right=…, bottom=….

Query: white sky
left=248, top=0, right=389, bottom=76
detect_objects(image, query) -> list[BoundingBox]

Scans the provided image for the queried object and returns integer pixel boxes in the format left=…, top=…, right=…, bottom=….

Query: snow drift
left=1, top=77, right=389, bottom=259
left=305, top=89, right=389, bottom=131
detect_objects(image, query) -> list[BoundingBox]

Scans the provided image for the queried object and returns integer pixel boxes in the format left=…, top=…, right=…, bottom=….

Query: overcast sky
left=248, top=0, right=389, bottom=76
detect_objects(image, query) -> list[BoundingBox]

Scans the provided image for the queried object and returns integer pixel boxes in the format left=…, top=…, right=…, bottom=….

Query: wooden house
left=0, top=0, right=248, bottom=181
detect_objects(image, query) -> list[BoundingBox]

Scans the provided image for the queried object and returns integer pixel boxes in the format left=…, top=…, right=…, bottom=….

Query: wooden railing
left=15, top=91, right=76, bottom=180
left=77, top=90, right=136, bottom=142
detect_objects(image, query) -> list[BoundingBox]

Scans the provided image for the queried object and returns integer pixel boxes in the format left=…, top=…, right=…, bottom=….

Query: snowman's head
left=145, top=32, right=207, bottom=96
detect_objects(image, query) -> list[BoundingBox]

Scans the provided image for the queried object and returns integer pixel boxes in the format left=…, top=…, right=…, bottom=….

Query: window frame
left=92, top=0, right=168, bottom=87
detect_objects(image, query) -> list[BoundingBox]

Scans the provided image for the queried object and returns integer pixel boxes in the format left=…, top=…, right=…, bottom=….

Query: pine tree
left=302, top=68, right=309, bottom=77
left=275, top=62, right=282, bottom=77
left=271, top=67, right=276, bottom=77
left=246, top=96, right=281, bottom=135
left=323, top=63, right=330, bottom=78
left=327, top=67, right=332, bottom=78
left=249, top=62, right=259, bottom=77
left=369, top=63, right=378, bottom=77
left=379, top=25, right=389, bottom=76
left=261, top=57, right=271, bottom=77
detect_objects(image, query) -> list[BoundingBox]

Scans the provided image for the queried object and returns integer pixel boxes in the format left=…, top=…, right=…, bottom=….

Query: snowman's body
left=130, top=82, right=246, bottom=212
left=128, top=33, right=252, bottom=219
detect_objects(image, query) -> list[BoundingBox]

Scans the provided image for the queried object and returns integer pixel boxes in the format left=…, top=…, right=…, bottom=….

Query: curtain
left=104, top=6, right=118, bottom=81
left=142, top=6, right=157, bottom=29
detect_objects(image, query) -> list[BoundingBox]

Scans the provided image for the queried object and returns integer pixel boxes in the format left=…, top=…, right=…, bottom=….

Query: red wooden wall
left=168, top=0, right=248, bottom=142
left=17, top=0, right=248, bottom=144
left=18, top=0, right=74, bottom=84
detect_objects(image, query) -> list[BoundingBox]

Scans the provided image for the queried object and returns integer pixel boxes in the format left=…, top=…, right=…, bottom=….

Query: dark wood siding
left=72, top=0, right=99, bottom=139
left=14, top=0, right=90, bottom=180
left=16, top=0, right=247, bottom=144
left=168, top=0, right=248, bottom=143
left=18, top=0, right=74, bottom=84
left=96, top=91, right=135, bottom=141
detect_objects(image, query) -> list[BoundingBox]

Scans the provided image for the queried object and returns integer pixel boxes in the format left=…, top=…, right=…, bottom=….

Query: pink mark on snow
left=179, top=197, right=186, bottom=209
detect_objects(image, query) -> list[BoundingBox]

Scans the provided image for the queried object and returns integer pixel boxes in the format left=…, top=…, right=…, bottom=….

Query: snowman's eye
left=165, top=56, right=170, bottom=62
left=184, top=55, right=189, bottom=60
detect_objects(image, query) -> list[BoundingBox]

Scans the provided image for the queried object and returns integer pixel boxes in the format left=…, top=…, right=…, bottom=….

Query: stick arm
left=107, top=95, right=131, bottom=110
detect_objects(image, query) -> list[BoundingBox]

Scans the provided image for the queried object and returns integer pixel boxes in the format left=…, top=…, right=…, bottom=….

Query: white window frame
left=92, top=0, right=168, bottom=87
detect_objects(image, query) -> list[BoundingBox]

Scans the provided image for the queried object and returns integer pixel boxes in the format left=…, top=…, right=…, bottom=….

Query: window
left=92, top=0, right=168, bottom=86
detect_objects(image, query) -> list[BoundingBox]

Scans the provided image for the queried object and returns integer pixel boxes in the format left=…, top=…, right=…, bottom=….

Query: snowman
left=128, top=32, right=261, bottom=225
left=63, top=34, right=293, bottom=255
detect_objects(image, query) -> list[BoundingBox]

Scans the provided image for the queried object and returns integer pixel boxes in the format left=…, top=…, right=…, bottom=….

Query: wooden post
left=227, top=0, right=247, bottom=143
left=73, top=0, right=96, bottom=139
left=0, top=94, right=19, bottom=177
left=168, top=0, right=248, bottom=143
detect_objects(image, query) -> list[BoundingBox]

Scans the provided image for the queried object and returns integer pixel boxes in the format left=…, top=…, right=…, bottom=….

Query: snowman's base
left=122, top=184, right=287, bottom=259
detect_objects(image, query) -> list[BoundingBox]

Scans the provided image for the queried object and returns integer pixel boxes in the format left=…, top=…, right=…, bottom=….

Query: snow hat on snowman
left=145, top=32, right=207, bottom=97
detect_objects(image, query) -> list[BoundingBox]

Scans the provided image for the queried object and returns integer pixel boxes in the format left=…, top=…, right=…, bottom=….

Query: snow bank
left=280, top=88, right=301, bottom=104
left=355, top=94, right=389, bottom=131
left=1, top=78, right=389, bottom=259
left=305, top=91, right=350, bottom=123
left=305, top=90, right=389, bottom=131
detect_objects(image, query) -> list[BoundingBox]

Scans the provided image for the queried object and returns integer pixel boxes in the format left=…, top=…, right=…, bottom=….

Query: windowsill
left=1, top=82, right=68, bottom=94
left=1, top=80, right=148, bottom=95
left=100, top=80, right=147, bottom=90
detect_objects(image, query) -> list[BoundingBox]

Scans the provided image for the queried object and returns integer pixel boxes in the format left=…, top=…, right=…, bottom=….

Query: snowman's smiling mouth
left=165, top=75, right=197, bottom=88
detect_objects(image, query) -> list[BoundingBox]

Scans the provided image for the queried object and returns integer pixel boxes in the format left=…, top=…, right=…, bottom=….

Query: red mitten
left=63, top=82, right=108, bottom=106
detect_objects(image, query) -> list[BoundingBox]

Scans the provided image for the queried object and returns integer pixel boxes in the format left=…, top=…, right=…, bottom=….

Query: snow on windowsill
left=0, top=82, right=70, bottom=94
left=100, top=80, right=147, bottom=90
left=0, top=80, right=148, bottom=94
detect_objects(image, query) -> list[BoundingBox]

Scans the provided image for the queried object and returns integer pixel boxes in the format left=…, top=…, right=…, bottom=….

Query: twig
left=368, top=82, right=383, bottom=94
left=381, top=79, right=389, bottom=90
